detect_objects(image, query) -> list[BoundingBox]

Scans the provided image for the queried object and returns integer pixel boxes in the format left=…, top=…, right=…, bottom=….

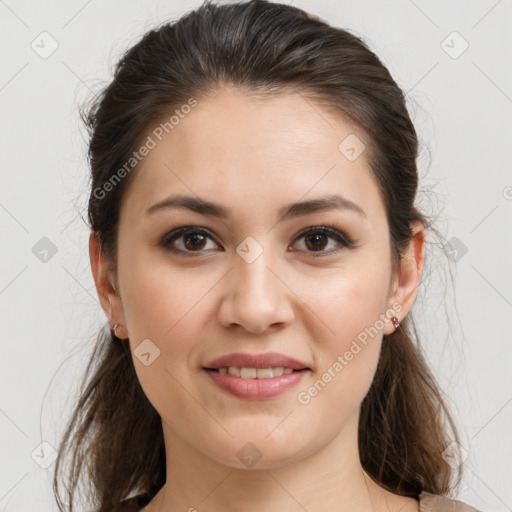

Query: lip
left=203, top=351, right=310, bottom=370
left=203, top=367, right=310, bottom=400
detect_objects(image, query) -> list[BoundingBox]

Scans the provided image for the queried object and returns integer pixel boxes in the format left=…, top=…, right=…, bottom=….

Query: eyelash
left=157, top=225, right=356, bottom=258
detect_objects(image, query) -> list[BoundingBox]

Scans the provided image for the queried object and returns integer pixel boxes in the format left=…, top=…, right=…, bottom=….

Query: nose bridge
left=217, top=237, right=294, bottom=332
left=233, top=241, right=278, bottom=302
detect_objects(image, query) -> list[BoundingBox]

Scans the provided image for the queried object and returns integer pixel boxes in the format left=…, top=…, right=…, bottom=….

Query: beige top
left=117, top=490, right=483, bottom=511
left=419, top=491, right=482, bottom=511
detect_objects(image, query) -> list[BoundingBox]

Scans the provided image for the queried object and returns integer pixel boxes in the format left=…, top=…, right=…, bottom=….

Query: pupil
left=305, top=233, right=327, bottom=251
left=185, top=233, right=206, bottom=250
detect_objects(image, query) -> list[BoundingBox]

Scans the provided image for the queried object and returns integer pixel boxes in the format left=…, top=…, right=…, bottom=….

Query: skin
left=90, top=86, right=425, bottom=512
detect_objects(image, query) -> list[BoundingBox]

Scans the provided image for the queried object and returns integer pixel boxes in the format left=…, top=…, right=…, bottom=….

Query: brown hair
left=53, top=1, right=463, bottom=510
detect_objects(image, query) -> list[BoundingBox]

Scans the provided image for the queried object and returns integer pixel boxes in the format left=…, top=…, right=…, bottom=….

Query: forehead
left=119, top=87, right=386, bottom=228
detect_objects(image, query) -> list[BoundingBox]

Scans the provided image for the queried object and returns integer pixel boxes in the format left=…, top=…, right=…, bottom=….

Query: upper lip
left=203, top=351, right=310, bottom=370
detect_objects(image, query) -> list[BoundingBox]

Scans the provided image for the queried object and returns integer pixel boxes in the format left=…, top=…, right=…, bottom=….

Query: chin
left=202, top=433, right=318, bottom=471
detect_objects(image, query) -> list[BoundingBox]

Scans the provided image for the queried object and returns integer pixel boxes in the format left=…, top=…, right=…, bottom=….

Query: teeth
left=219, top=367, right=295, bottom=378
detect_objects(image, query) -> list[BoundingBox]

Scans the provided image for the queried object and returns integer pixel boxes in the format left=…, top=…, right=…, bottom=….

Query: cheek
left=307, top=265, right=389, bottom=347
left=117, top=255, right=203, bottom=378
left=299, top=270, right=388, bottom=405
left=120, top=267, right=211, bottom=425
left=119, top=255, right=215, bottom=341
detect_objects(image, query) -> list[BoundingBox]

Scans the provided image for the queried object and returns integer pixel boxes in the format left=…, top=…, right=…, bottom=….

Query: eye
left=290, top=225, right=355, bottom=257
left=158, top=225, right=356, bottom=257
left=159, top=227, right=220, bottom=255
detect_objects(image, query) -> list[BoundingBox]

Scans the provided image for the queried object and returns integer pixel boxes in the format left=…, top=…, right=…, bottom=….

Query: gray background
left=1, top=1, right=511, bottom=511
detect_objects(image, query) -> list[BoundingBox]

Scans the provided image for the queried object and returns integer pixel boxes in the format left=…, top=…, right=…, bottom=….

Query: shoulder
left=112, top=491, right=483, bottom=512
left=419, top=491, right=483, bottom=512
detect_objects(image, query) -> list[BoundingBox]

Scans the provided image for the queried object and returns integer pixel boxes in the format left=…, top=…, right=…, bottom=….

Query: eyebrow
left=146, top=193, right=366, bottom=222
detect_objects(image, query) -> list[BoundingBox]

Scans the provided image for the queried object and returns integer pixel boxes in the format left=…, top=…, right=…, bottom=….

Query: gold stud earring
left=111, top=323, right=128, bottom=340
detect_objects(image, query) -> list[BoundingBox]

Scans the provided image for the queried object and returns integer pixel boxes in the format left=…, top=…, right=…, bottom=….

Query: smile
left=203, top=367, right=310, bottom=399
left=214, top=366, right=296, bottom=378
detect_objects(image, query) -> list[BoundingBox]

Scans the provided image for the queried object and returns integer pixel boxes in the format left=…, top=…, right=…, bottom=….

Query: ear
left=89, top=231, right=128, bottom=338
left=382, top=220, right=426, bottom=335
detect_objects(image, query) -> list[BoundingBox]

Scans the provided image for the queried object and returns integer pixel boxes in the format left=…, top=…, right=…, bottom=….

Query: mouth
left=202, top=366, right=310, bottom=400
left=202, top=366, right=310, bottom=379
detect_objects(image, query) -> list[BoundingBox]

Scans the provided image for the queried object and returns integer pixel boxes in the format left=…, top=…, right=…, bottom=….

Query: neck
left=143, top=410, right=418, bottom=512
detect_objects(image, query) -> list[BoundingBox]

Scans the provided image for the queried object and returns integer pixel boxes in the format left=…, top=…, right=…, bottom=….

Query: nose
left=217, top=248, right=295, bottom=334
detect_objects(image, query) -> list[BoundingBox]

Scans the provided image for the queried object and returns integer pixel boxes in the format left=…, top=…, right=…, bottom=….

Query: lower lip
left=203, top=368, right=309, bottom=400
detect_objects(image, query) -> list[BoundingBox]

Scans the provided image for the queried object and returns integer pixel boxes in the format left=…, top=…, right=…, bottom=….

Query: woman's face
left=96, top=87, right=423, bottom=469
